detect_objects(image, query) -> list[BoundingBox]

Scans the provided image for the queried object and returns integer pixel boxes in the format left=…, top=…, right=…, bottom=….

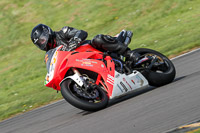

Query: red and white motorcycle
left=44, top=30, right=176, bottom=111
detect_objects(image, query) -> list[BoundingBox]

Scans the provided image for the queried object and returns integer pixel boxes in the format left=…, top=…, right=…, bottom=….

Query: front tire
left=132, top=48, right=176, bottom=87
left=61, top=79, right=109, bottom=111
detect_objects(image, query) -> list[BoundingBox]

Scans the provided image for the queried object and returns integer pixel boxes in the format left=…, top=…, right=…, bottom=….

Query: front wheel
left=131, top=48, right=176, bottom=87
left=61, top=79, right=109, bottom=111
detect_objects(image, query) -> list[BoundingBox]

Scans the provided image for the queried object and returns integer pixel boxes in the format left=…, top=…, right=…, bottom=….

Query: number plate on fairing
left=110, top=71, right=149, bottom=99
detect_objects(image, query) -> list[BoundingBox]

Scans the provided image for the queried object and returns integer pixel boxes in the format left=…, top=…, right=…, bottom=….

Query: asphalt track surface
left=0, top=49, right=200, bottom=133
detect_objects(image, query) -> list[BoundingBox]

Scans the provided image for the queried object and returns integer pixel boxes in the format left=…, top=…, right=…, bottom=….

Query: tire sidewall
left=61, top=79, right=109, bottom=111
left=133, top=48, right=176, bottom=87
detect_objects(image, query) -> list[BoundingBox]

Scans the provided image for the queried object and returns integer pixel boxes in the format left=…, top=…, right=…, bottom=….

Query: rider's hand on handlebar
left=61, top=37, right=82, bottom=51
left=68, top=37, right=81, bottom=51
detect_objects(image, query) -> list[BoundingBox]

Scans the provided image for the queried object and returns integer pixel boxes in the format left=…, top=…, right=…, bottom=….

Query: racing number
left=45, top=54, right=49, bottom=64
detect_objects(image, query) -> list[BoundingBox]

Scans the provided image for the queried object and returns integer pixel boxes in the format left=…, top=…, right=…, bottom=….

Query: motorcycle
left=44, top=30, right=176, bottom=111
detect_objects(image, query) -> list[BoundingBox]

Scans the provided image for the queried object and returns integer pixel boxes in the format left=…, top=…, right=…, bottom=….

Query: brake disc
left=73, top=83, right=99, bottom=100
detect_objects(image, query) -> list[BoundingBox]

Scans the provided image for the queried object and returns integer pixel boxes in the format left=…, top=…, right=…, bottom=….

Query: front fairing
left=44, top=44, right=115, bottom=94
left=45, top=48, right=57, bottom=73
left=44, top=46, right=61, bottom=86
left=44, top=44, right=104, bottom=89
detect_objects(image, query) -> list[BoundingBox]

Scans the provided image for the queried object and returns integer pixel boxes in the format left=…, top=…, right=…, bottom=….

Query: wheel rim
left=69, top=80, right=105, bottom=103
left=137, top=53, right=171, bottom=73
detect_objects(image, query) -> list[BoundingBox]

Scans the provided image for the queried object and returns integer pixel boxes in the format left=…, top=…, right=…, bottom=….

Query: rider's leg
left=91, top=34, right=140, bottom=64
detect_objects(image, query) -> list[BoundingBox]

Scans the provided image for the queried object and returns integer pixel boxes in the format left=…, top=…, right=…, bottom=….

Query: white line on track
left=171, top=48, right=200, bottom=60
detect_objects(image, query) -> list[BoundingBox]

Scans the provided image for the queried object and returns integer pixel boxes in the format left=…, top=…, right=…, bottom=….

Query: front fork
left=72, top=68, right=108, bottom=92
left=72, top=68, right=89, bottom=89
left=72, top=67, right=101, bottom=85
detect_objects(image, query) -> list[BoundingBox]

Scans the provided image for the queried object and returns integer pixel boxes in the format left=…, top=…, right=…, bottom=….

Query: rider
left=30, top=24, right=139, bottom=64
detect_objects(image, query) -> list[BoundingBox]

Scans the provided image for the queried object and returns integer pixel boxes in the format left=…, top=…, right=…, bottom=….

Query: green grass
left=194, top=128, right=200, bottom=133
left=0, top=0, right=200, bottom=121
left=187, top=128, right=200, bottom=133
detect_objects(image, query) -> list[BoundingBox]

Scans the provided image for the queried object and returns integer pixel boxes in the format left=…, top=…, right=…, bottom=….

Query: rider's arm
left=59, top=26, right=88, bottom=42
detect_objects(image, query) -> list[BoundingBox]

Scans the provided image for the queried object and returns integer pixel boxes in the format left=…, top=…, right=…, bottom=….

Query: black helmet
left=31, top=24, right=53, bottom=51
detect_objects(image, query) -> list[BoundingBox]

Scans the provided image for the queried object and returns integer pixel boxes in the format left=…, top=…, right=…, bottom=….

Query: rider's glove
left=61, top=37, right=82, bottom=51
left=68, top=37, right=82, bottom=51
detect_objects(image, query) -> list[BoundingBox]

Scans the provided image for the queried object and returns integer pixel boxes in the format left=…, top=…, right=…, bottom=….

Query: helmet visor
left=36, top=31, right=49, bottom=50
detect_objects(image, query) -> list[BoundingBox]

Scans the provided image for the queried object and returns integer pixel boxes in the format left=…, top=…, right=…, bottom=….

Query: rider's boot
left=117, top=30, right=140, bottom=65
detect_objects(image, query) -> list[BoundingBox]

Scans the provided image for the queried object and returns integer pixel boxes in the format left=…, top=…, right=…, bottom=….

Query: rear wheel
left=132, top=48, right=176, bottom=87
left=61, top=79, right=108, bottom=111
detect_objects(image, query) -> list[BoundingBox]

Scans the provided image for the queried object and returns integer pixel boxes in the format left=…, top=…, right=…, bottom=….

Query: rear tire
left=61, top=79, right=109, bottom=111
left=132, top=48, right=176, bottom=87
